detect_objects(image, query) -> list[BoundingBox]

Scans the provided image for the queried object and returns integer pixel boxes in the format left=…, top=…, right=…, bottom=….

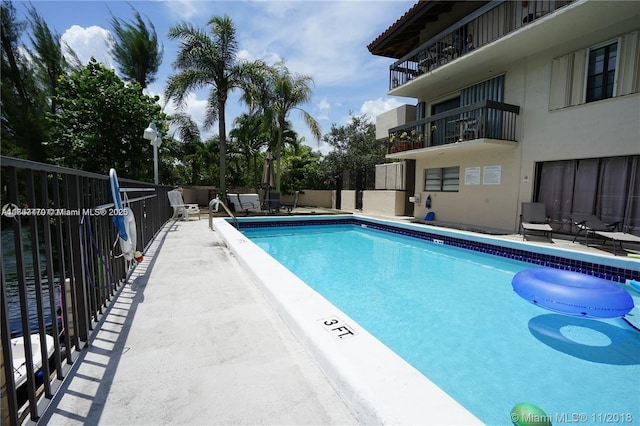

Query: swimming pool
left=215, top=215, right=640, bottom=425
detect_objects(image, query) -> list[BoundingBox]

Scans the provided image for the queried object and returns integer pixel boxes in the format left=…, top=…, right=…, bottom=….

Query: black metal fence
left=1, top=156, right=173, bottom=425
left=389, top=100, right=520, bottom=153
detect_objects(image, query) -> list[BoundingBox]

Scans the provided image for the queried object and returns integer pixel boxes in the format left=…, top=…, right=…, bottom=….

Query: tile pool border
left=236, top=214, right=640, bottom=283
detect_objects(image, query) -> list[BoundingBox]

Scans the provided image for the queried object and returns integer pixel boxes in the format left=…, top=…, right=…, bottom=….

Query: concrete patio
left=36, top=218, right=357, bottom=425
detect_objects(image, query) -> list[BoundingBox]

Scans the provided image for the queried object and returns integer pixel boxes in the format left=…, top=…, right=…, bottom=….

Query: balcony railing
left=0, top=156, right=173, bottom=424
left=388, top=100, right=520, bottom=153
left=390, top=0, right=574, bottom=89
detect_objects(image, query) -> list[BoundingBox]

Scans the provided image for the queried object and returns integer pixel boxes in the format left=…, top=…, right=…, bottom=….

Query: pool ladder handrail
left=209, top=196, right=239, bottom=229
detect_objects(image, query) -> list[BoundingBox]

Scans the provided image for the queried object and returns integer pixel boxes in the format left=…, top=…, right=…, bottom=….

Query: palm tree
left=170, top=112, right=205, bottom=185
left=229, top=113, right=269, bottom=190
left=261, top=62, right=321, bottom=192
left=165, top=15, right=262, bottom=195
left=109, top=6, right=162, bottom=92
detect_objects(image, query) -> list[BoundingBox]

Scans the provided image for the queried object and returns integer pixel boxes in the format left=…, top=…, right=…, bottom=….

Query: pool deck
left=36, top=212, right=639, bottom=425
left=37, top=217, right=357, bottom=425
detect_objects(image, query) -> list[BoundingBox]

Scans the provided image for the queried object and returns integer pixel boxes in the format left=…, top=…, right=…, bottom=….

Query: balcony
left=389, top=0, right=575, bottom=92
left=387, top=100, right=520, bottom=157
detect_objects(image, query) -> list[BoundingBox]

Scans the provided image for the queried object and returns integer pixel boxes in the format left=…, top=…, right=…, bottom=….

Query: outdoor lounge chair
left=168, top=190, right=200, bottom=220
left=227, top=193, right=261, bottom=215
left=570, top=214, right=619, bottom=245
left=590, top=230, right=640, bottom=255
left=519, top=202, right=553, bottom=241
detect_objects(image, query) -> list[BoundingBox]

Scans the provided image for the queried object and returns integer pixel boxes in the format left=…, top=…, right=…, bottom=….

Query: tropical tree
left=322, top=114, right=386, bottom=191
left=279, top=143, right=324, bottom=193
left=229, top=113, right=269, bottom=190
left=269, top=62, right=322, bottom=191
left=1, top=0, right=48, bottom=160
left=27, top=6, right=80, bottom=114
left=165, top=15, right=263, bottom=195
left=258, top=61, right=321, bottom=192
left=170, top=112, right=208, bottom=186
left=47, top=58, right=168, bottom=180
left=109, top=6, right=162, bottom=92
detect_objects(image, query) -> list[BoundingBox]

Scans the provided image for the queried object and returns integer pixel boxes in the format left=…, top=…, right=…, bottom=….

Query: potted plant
left=399, top=131, right=410, bottom=151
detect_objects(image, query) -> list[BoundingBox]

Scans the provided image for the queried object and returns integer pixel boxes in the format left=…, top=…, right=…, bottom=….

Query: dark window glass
left=586, top=42, right=617, bottom=102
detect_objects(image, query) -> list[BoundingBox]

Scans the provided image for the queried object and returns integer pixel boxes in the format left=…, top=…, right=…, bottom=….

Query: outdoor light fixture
left=143, top=122, right=157, bottom=141
left=143, top=121, right=162, bottom=184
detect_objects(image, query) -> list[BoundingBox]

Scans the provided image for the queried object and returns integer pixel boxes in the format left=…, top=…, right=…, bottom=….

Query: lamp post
left=143, top=122, right=162, bottom=184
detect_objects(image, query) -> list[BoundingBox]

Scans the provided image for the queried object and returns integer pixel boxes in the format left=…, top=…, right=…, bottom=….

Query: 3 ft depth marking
left=319, top=317, right=357, bottom=340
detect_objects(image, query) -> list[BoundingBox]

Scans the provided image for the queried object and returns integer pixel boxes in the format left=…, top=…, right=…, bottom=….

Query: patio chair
left=519, top=202, right=553, bottom=241
left=589, top=230, right=640, bottom=255
left=168, top=190, right=200, bottom=220
left=263, top=190, right=280, bottom=214
left=463, top=114, right=484, bottom=140
left=234, top=193, right=261, bottom=215
left=570, top=214, right=620, bottom=245
left=283, top=191, right=299, bottom=215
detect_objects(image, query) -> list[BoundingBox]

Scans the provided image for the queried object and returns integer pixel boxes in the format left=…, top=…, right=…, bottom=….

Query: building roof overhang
left=367, top=1, right=456, bottom=59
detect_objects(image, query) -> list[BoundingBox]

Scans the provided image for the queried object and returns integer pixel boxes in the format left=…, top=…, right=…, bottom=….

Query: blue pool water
left=243, top=223, right=640, bottom=425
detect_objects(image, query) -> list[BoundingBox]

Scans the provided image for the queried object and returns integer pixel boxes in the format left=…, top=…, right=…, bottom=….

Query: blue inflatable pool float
left=512, top=268, right=634, bottom=318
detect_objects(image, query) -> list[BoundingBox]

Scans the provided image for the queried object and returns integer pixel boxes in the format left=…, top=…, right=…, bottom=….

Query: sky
left=13, top=0, right=416, bottom=154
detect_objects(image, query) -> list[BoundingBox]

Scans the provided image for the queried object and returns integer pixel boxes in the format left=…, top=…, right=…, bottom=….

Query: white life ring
left=118, top=207, right=139, bottom=261
left=110, top=169, right=142, bottom=262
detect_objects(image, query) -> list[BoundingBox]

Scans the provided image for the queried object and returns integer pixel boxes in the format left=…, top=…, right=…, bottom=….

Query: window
left=550, top=32, right=640, bottom=110
left=431, top=97, right=460, bottom=115
left=535, top=155, right=640, bottom=229
left=586, top=42, right=617, bottom=102
left=424, top=167, right=459, bottom=192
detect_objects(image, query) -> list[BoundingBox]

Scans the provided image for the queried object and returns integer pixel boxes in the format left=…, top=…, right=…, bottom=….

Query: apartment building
left=369, top=0, right=640, bottom=233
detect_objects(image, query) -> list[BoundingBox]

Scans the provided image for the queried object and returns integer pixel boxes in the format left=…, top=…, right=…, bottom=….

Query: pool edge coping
left=214, top=217, right=483, bottom=426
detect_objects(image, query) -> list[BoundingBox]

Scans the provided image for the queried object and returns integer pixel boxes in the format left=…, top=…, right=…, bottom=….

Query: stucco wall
left=362, top=191, right=406, bottom=216
left=413, top=147, right=521, bottom=232
left=341, top=190, right=357, bottom=212
left=375, top=105, right=417, bottom=140
left=284, top=190, right=333, bottom=208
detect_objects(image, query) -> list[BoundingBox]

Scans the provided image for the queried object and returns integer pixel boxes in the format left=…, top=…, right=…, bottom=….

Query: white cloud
left=315, top=98, right=332, bottom=121
left=146, top=87, right=213, bottom=142
left=164, top=0, right=200, bottom=20
left=171, top=93, right=214, bottom=141
left=360, top=97, right=406, bottom=119
left=236, top=2, right=411, bottom=86
left=318, top=98, right=331, bottom=111
left=237, top=49, right=282, bottom=65
left=181, top=93, right=210, bottom=134
left=61, top=25, right=113, bottom=67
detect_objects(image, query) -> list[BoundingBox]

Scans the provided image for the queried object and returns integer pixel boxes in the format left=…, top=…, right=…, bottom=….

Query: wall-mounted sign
left=483, top=165, right=502, bottom=185
left=465, top=167, right=481, bottom=185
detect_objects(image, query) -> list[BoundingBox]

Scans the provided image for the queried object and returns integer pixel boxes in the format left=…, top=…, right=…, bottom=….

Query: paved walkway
left=38, top=219, right=357, bottom=425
